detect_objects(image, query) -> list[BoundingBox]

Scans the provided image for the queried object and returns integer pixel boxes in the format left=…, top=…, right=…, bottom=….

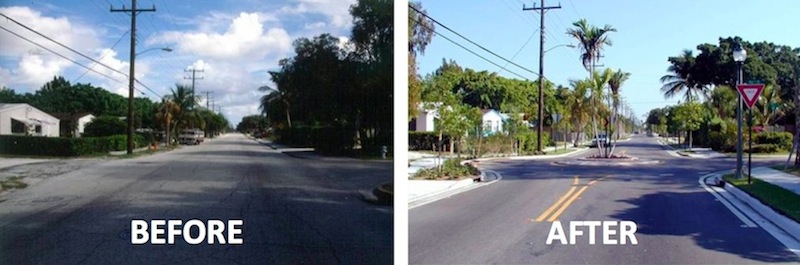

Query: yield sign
left=737, top=84, right=765, bottom=109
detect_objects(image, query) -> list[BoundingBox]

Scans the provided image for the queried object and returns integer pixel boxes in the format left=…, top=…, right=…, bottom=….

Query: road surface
left=410, top=135, right=800, bottom=264
left=0, top=133, right=392, bottom=264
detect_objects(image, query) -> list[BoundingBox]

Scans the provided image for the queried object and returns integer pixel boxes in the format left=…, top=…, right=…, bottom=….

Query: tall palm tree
left=566, top=19, right=616, bottom=75
left=660, top=50, right=706, bottom=102
left=589, top=69, right=613, bottom=156
left=567, top=19, right=616, bottom=156
left=154, top=99, right=180, bottom=145
left=258, top=85, right=292, bottom=128
left=608, top=69, right=631, bottom=141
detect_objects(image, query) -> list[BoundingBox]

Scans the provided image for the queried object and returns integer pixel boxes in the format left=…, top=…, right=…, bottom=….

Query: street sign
left=736, top=84, right=765, bottom=109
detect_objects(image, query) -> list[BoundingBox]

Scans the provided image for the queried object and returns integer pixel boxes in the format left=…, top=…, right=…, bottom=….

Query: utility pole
left=524, top=0, right=560, bottom=153
left=203, top=90, right=214, bottom=109
left=111, top=0, right=155, bottom=155
left=184, top=68, right=204, bottom=110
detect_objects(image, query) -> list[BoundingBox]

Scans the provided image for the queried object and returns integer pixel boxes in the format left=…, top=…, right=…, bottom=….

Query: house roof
left=51, top=112, right=94, bottom=120
left=0, top=103, right=27, bottom=112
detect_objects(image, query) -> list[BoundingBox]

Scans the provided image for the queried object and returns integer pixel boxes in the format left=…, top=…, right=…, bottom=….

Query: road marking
left=547, top=186, right=589, bottom=222
left=534, top=186, right=577, bottom=222
left=658, top=173, right=674, bottom=177
left=698, top=175, right=757, bottom=228
left=698, top=172, right=710, bottom=175
left=533, top=175, right=610, bottom=222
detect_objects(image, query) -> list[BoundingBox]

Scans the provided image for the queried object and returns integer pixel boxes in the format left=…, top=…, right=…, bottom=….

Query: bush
left=412, top=158, right=480, bottom=180
left=275, top=126, right=314, bottom=147
left=0, top=134, right=147, bottom=156
left=756, top=131, right=792, bottom=151
left=312, top=126, right=356, bottom=154
left=515, top=131, right=551, bottom=154
left=83, top=116, right=127, bottom=137
left=746, top=144, right=781, bottom=154
left=409, top=131, right=450, bottom=151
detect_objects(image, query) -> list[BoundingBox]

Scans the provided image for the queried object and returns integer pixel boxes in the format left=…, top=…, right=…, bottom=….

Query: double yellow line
left=532, top=175, right=610, bottom=222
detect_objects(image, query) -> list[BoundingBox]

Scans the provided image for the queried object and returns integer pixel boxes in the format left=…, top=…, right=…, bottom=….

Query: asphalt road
left=0, top=133, right=392, bottom=264
left=410, top=134, right=800, bottom=264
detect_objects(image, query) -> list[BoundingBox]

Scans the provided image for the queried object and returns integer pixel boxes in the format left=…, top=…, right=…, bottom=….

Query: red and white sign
left=736, top=84, right=765, bottom=109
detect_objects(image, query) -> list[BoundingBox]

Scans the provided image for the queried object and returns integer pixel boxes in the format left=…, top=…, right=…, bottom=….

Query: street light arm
left=544, top=44, right=576, bottom=54
left=135, top=47, right=172, bottom=56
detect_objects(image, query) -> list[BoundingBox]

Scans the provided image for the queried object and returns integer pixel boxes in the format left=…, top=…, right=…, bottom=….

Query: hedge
left=0, top=134, right=147, bottom=156
left=409, top=131, right=450, bottom=151
left=756, top=131, right=792, bottom=151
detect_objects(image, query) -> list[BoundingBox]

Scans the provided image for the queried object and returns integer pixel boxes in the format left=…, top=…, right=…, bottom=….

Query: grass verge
left=412, top=158, right=480, bottom=180
left=723, top=173, right=800, bottom=223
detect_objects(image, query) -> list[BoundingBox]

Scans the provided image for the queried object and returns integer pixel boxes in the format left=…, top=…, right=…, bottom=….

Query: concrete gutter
left=723, top=179, right=800, bottom=242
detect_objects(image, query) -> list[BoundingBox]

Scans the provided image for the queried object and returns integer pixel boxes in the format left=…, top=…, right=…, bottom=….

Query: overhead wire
left=409, top=15, right=531, bottom=81
left=0, top=12, right=161, bottom=98
left=409, top=4, right=543, bottom=80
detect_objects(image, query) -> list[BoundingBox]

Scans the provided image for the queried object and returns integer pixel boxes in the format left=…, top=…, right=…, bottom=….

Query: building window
left=11, top=119, right=26, bottom=134
left=35, top=125, right=42, bottom=134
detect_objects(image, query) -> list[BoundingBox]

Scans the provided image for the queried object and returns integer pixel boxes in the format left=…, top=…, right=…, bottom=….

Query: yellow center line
left=533, top=186, right=577, bottom=222
left=532, top=175, right=613, bottom=222
left=546, top=186, right=589, bottom=222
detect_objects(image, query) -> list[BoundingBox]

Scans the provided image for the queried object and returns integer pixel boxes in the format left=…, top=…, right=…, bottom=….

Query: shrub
left=312, top=126, right=356, bottom=154
left=745, top=143, right=781, bottom=154
left=515, top=131, right=551, bottom=154
left=83, top=116, right=127, bottom=137
left=409, top=131, right=450, bottom=151
left=0, top=134, right=147, bottom=156
left=756, top=131, right=792, bottom=151
left=412, top=158, right=480, bottom=180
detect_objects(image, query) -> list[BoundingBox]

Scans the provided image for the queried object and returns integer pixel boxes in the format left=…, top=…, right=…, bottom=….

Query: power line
left=0, top=11, right=161, bottom=98
left=409, top=4, right=543, bottom=79
left=409, top=15, right=530, bottom=80
left=0, top=25, right=123, bottom=83
left=73, top=30, right=129, bottom=83
left=497, top=29, right=538, bottom=76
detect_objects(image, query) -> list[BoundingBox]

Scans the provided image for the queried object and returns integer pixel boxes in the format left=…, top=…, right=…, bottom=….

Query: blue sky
left=415, top=0, right=800, bottom=121
left=0, top=0, right=356, bottom=124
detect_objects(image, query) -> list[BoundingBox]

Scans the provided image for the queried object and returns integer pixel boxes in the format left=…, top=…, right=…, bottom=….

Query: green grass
left=544, top=148, right=576, bottom=156
left=723, top=173, right=800, bottom=223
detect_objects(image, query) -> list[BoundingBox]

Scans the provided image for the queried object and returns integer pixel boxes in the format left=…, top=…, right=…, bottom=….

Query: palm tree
left=754, top=84, right=783, bottom=130
left=258, top=85, right=291, bottom=128
left=167, top=84, right=200, bottom=130
left=154, top=99, right=180, bottom=145
left=566, top=19, right=616, bottom=76
left=567, top=19, right=616, bottom=156
left=589, top=69, right=613, bottom=156
left=660, top=50, right=706, bottom=102
left=566, top=79, right=591, bottom=147
left=608, top=69, right=631, bottom=141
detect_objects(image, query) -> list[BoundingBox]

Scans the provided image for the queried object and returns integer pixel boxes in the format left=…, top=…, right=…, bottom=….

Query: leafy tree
left=84, top=116, right=126, bottom=137
left=154, top=99, right=180, bottom=144
left=673, top=102, right=704, bottom=149
left=408, top=1, right=435, bottom=120
left=565, top=79, right=591, bottom=146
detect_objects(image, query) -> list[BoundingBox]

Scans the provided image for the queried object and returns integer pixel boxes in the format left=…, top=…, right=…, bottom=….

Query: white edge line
left=698, top=174, right=758, bottom=227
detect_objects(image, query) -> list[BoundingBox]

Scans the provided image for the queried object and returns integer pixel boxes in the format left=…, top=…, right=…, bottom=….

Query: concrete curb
left=408, top=169, right=501, bottom=209
left=723, top=179, right=800, bottom=242
left=361, top=182, right=393, bottom=206
left=470, top=147, right=590, bottom=162
left=553, top=158, right=661, bottom=166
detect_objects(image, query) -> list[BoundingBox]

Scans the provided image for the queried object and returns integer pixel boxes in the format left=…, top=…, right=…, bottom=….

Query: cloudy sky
left=0, top=0, right=356, bottom=125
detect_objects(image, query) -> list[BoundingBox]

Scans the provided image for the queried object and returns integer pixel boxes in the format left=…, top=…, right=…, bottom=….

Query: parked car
left=179, top=129, right=205, bottom=145
left=589, top=134, right=608, bottom=148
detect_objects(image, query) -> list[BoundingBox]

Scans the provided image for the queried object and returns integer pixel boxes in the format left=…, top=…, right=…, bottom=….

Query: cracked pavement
left=0, top=133, right=393, bottom=264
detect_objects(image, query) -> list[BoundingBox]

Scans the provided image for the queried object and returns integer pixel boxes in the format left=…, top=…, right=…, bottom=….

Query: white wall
left=482, top=110, right=504, bottom=133
left=0, top=105, right=60, bottom=137
left=414, top=111, right=435, bottom=132
left=76, top=114, right=95, bottom=137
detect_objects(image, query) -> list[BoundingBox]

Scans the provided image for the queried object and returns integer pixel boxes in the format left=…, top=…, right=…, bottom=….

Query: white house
left=0, top=103, right=60, bottom=137
left=482, top=109, right=505, bottom=135
left=410, top=102, right=443, bottom=132
left=76, top=114, right=95, bottom=136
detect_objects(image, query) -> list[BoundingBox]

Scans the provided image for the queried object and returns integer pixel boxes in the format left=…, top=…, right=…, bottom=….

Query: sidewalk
left=717, top=167, right=800, bottom=242
left=0, top=158, right=49, bottom=170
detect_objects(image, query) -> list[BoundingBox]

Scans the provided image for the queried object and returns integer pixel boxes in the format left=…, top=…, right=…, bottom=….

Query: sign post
left=737, top=84, right=765, bottom=184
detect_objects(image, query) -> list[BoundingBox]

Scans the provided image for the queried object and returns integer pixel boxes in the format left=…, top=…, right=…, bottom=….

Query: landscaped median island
left=722, top=173, right=800, bottom=223
left=411, top=158, right=480, bottom=180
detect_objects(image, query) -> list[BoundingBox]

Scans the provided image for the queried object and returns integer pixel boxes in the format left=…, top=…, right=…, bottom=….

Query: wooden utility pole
left=524, top=0, right=560, bottom=153
left=111, top=0, right=155, bottom=154
left=184, top=68, right=204, bottom=109
left=203, top=90, right=214, bottom=109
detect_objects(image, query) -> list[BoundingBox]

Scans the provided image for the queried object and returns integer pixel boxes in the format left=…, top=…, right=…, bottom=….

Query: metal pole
left=748, top=109, right=752, bottom=184
left=736, top=62, right=743, bottom=179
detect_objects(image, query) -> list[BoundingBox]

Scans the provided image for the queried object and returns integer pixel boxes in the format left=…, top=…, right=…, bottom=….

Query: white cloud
left=148, top=12, right=292, bottom=62
left=280, top=0, right=356, bottom=29
left=0, top=6, right=102, bottom=89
